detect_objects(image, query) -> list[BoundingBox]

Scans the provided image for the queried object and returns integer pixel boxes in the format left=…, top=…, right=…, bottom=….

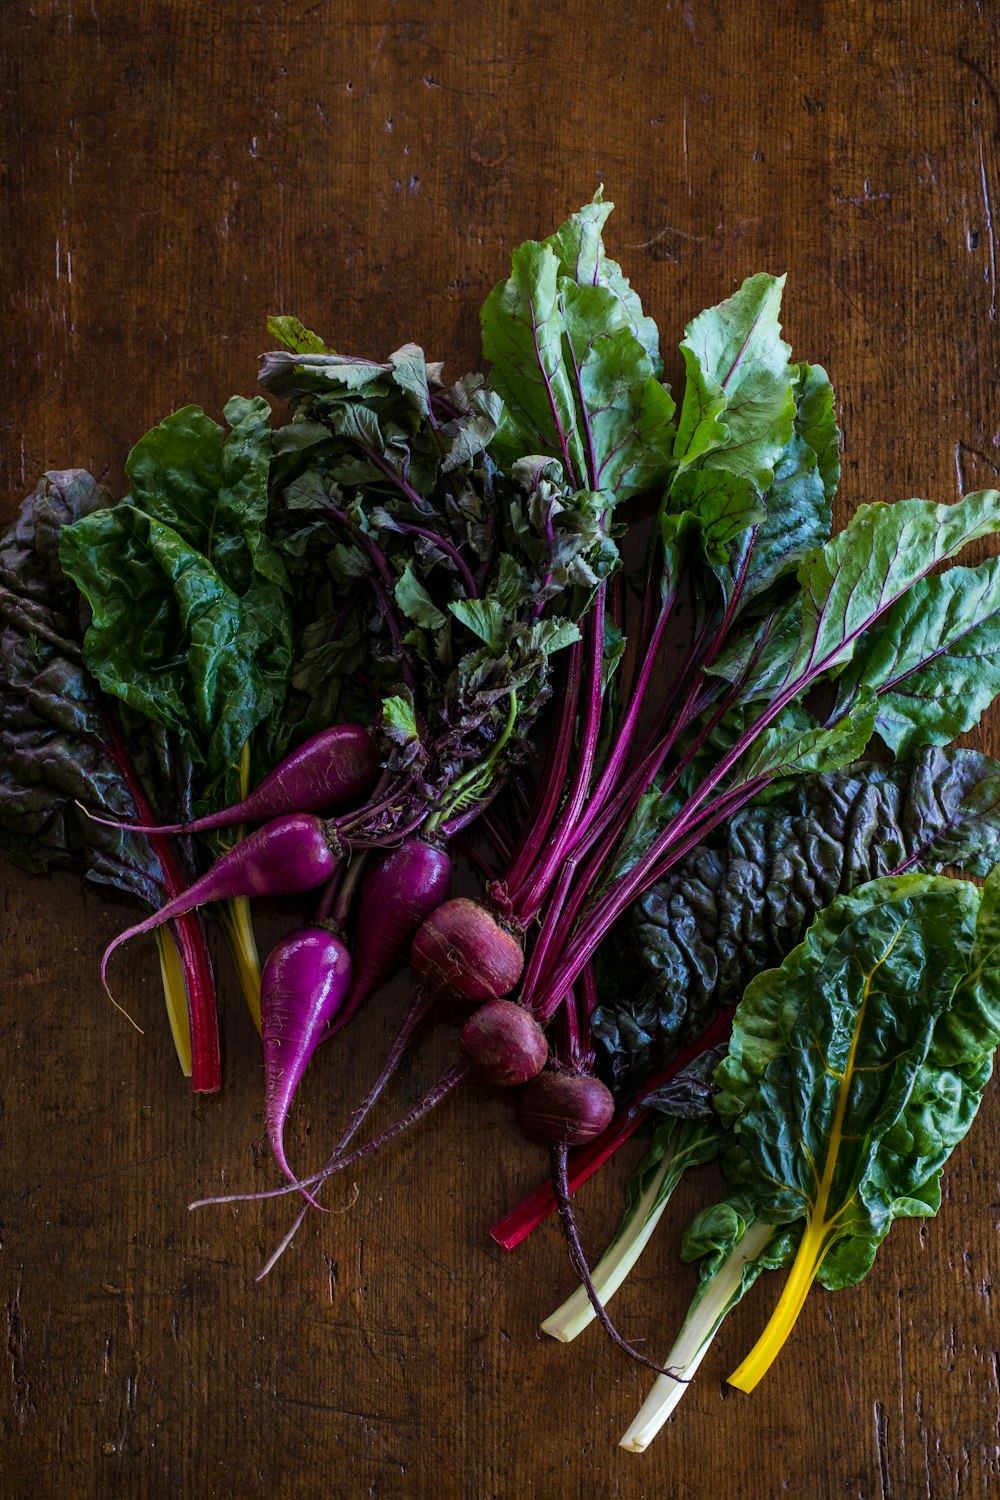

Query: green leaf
left=481, top=206, right=674, bottom=499
left=394, top=560, right=448, bottom=630
left=266, top=315, right=332, bottom=354
left=666, top=469, right=765, bottom=565
left=792, top=361, right=840, bottom=506
left=381, top=692, right=419, bottom=744
left=788, top=490, right=1000, bottom=682
left=125, top=405, right=226, bottom=550
left=388, top=343, right=440, bottom=418
left=673, top=273, right=796, bottom=491
left=60, top=505, right=291, bottom=779
left=739, top=688, right=875, bottom=781
left=712, top=875, right=983, bottom=1389
left=482, top=239, right=589, bottom=484
left=541, top=188, right=662, bottom=373
left=449, top=597, right=506, bottom=650
left=716, top=490, right=1000, bottom=701
left=834, top=558, right=1000, bottom=755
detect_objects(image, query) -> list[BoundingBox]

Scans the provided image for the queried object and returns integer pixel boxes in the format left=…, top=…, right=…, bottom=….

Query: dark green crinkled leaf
left=598, top=749, right=1000, bottom=1092
left=0, top=471, right=196, bottom=906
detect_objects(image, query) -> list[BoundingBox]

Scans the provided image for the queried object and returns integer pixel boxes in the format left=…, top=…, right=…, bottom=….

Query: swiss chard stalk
left=622, top=870, right=1000, bottom=1448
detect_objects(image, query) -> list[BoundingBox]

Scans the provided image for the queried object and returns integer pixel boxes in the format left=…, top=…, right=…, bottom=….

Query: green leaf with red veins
left=832, top=558, right=1000, bottom=755
left=673, top=273, right=796, bottom=492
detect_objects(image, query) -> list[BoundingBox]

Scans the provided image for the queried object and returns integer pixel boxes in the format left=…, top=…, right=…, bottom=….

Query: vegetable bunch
left=4, top=193, right=1000, bottom=1452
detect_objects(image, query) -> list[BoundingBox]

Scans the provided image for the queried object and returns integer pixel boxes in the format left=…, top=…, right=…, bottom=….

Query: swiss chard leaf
left=599, top=748, right=1000, bottom=1092
left=0, top=472, right=195, bottom=906
left=60, top=403, right=294, bottom=786
left=712, top=874, right=993, bottom=1390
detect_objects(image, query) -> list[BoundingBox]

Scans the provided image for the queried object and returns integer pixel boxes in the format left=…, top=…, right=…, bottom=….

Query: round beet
left=459, top=1000, right=548, bottom=1086
left=515, top=1070, right=615, bottom=1145
left=411, top=898, right=523, bottom=1004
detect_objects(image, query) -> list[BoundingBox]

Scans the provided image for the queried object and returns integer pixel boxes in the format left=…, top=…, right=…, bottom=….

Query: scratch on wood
left=875, top=1399, right=893, bottom=1498
left=628, top=222, right=707, bottom=251
left=7, top=1268, right=35, bottom=1426
left=957, top=51, right=1000, bottom=143
left=978, top=135, right=997, bottom=321
left=683, top=98, right=690, bottom=196
left=953, top=439, right=1000, bottom=495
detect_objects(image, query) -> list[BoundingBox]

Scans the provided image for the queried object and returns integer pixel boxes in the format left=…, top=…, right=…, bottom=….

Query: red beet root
left=459, top=1000, right=549, bottom=1086
left=516, top=1070, right=615, bottom=1145
left=411, top=898, right=524, bottom=1004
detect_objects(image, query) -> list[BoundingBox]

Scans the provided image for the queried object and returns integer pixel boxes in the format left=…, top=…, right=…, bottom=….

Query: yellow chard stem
left=221, top=739, right=263, bottom=1034
left=155, top=926, right=193, bottom=1077
left=727, top=1222, right=831, bottom=1392
left=730, top=931, right=901, bottom=1393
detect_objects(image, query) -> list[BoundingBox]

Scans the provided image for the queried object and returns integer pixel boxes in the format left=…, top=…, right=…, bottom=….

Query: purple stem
left=502, top=642, right=583, bottom=895
left=389, top=520, right=478, bottom=599
left=511, top=589, right=606, bottom=920
left=530, top=776, right=773, bottom=1023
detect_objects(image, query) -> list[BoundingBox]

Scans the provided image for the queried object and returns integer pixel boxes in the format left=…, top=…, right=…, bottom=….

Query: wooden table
left=4, top=3, right=1000, bottom=1495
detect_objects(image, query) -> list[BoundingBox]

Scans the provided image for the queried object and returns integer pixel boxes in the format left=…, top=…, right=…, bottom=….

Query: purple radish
left=86, top=725, right=378, bottom=835
left=101, top=813, right=341, bottom=991
left=458, top=1000, right=548, bottom=1086
left=262, top=925, right=352, bottom=1193
left=326, top=840, right=452, bottom=1037
left=411, top=898, right=524, bottom=1004
left=515, top=1070, right=614, bottom=1145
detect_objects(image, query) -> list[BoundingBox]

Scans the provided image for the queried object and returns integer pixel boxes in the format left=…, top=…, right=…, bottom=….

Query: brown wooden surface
left=4, top=3, right=1000, bottom=1496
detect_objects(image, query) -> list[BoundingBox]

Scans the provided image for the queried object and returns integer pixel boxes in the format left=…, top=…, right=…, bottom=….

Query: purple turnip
left=327, top=840, right=452, bottom=1037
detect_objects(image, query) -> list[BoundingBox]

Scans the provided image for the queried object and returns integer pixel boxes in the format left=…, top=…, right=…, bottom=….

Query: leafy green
left=673, top=273, right=796, bottom=492
left=719, top=489, right=1000, bottom=700
left=0, top=471, right=194, bottom=901
left=715, top=874, right=992, bottom=1388
left=599, top=749, right=1000, bottom=1092
left=59, top=402, right=293, bottom=788
left=622, top=872, right=1000, bottom=1447
left=833, top=557, right=1000, bottom=754
left=481, top=195, right=675, bottom=500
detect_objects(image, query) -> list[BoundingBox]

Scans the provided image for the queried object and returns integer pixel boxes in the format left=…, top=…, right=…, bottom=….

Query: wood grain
left=3, top=2, right=1000, bottom=1495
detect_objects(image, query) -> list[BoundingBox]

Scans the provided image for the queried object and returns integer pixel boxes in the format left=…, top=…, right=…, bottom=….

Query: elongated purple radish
left=459, top=1000, right=548, bottom=1086
left=326, top=840, right=452, bottom=1037
left=85, top=725, right=378, bottom=835
left=515, top=1070, right=615, bottom=1145
left=410, top=898, right=523, bottom=1004
left=101, top=813, right=341, bottom=992
left=262, top=926, right=352, bottom=1198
